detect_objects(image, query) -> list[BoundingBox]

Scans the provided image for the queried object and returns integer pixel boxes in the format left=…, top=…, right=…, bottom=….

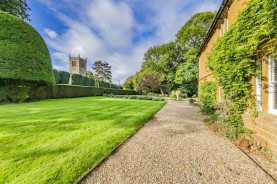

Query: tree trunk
left=160, top=87, right=164, bottom=95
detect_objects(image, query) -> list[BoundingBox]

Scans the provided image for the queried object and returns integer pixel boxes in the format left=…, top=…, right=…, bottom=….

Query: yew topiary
left=0, top=11, right=54, bottom=84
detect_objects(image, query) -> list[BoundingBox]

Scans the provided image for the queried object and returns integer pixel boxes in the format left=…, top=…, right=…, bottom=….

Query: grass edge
left=74, top=101, right=167, bottom=184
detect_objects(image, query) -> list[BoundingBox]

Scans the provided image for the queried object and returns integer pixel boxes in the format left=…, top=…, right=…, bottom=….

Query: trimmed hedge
left=53, top=69, right=123, bottom=89
left=51, top=85, right=139, bottom=99
left=0, top=79, right=51, bottom=103
left=51, top=85, right=103, bottom=98
left=104, top=94, right=165, bottom=101
left=103, top=88, right=138, bottom=95
left=0, top=11, right=54, bottom=84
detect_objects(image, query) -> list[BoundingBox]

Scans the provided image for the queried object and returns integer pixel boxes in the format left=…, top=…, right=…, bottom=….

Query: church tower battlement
left=69, top=54, right=87, bottom=76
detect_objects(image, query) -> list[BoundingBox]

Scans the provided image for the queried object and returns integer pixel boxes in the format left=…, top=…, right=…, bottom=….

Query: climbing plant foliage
left=200, top=81, right=217, bottom=115
left=207, top=0, right=277, bottom=139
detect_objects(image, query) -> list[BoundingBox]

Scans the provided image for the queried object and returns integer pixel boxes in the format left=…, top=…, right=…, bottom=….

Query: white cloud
left=36, top=0, right=221, bottom=83
left=44, top=28, right=58, bottom=39
left=86, top=0, right=134, bottom=48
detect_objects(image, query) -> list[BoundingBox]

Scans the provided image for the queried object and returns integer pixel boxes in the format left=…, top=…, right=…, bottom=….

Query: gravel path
left=81, top=101, right=276, bottom=184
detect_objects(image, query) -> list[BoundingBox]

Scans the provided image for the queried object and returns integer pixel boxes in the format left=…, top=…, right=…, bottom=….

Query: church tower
left=69, top=54, right=87, bottom=76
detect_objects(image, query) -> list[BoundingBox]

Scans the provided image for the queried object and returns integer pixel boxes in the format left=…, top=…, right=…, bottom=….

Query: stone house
left=198, top=0, right=277, bottom=159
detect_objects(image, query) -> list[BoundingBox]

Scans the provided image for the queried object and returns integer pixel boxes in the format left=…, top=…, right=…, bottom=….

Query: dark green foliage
left=51, top=85, right=139, bottom=99
left=0, top=79, right=50, bottom=103
left=0, top=11, right=54, bottom=84
left=92, top=60, right=112, bottom=82
left=208, top=0, right=277, bottom=139
left=200, top=81, right=217, bottom=115
left=105, top=95, right=165, bottom=101
left=176, top=12, right=215, bottom=50
left=142, top=42, right=179, bottom=93
left=72, top=74, right=95, bottom=86
left=53, top=70, right=70, bottom=84
left=0, top=0, right=30, bottom=21
left=53, top=70, right=122, bottom=89
left=51, top=85, right=104, bottom=98
left=123, top=12, right=215, bottom=96
left=103, top=88, right=138, bottom=95
left=175, top=12, right=215, bottom=95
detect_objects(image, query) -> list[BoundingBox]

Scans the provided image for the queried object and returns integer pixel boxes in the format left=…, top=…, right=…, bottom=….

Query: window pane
left=256, top=59, right=262, bottom=111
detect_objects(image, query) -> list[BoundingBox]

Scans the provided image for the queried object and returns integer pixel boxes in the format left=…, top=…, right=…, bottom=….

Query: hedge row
left=53, top=70, right=123, bottom=89
left=51, top=85, right=139, bottom=98
left=104, top=94, right=165, bottom=101
left=0, top=82, right=139, bottom=103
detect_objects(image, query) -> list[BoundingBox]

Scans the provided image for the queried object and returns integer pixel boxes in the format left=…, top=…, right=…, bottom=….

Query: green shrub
left=189, top=98, right=196, bottom=105
left=170, top=91, right=176, bottom=98
left=0, top=86, right=7, bottom=102
left=103, top=88, right=138, bottom=95
left=0, top=79, right=50, bottom=103
left=106, top=95, right=165, bottom=101
left=200, top=81, right=217, bottom=114
left=0, top=11, right=54, bottom=84
left=9, top=86, right=30, bottom=102
left=0, top=12, right=54, bottom=103
left=50, top=85, right=136, bottom=99
left=51, top=85, right=103, bottom=98
left=175, top=90, right=181, bottom=100
left=30, top=86, right=47, bottom=100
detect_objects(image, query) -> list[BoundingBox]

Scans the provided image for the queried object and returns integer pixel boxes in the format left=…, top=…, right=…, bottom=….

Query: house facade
left=198, top=0, right=277, bottom=159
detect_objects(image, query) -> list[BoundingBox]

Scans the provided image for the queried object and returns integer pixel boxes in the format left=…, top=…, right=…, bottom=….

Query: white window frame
left=220, top=18, right=229, bottom=38
left=220, top=23, right=223, bottom=37
left=268, top=55, right=277, bottom=115
left=256, top=59, right=262, bottom=111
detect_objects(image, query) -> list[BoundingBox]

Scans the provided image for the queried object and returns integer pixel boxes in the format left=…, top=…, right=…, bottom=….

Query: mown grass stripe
left=0, top=97, right=165, bottom=184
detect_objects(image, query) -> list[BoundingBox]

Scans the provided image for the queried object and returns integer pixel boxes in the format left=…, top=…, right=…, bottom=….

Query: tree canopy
left=123, top=11, right=215, bottom=96
left=92, top=61, right=112, bottom=82
left=0, top=0, right=30, bottom=21
left=174, top=12, right=215, bottom=95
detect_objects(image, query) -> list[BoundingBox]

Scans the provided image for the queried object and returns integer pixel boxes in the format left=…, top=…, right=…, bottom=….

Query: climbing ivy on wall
left=200, top=81, right=217, bottom=115
left=207, top=0, right=277, bottom=139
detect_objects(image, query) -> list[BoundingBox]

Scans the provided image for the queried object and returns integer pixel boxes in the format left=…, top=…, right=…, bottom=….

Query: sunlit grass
left=0, top=97, right=165, bottom=184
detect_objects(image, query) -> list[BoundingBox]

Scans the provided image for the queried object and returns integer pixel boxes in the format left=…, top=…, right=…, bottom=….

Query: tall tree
left=92, top=61, right=112, bottom=82
left=175, top=12, right=215, bottom=96
left=0, top=0, right=30, bottom=21
left=142, top=42, right=179, bottom=93
left=122, top=75, right=134, bottom=90
left=123, top=11, right=215, bottom=96
left=137, top=70, right=165, bottom=93
left=86, top=71, right=94, bottom=79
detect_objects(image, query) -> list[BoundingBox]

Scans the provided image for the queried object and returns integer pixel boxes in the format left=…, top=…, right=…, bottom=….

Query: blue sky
left=27, top=0, right=222, bottom=83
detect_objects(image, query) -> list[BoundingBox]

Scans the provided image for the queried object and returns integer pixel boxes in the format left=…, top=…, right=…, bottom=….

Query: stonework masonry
left=69, top=54, right=87, bottom=76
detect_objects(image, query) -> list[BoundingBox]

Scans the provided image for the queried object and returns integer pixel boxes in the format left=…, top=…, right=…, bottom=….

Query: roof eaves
left=197, top=0, right=230, bottom=57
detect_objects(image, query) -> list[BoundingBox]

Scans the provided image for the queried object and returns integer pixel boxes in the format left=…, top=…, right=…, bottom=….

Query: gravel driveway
left=81, top=101, right=276, bottom=184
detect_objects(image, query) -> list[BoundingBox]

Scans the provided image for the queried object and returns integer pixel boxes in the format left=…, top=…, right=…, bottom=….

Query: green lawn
left=0, top=97, right=165, bottom=184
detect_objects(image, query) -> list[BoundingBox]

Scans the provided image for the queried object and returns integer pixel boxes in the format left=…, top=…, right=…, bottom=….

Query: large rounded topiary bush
left=0, top=11, right=54, bottom=102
